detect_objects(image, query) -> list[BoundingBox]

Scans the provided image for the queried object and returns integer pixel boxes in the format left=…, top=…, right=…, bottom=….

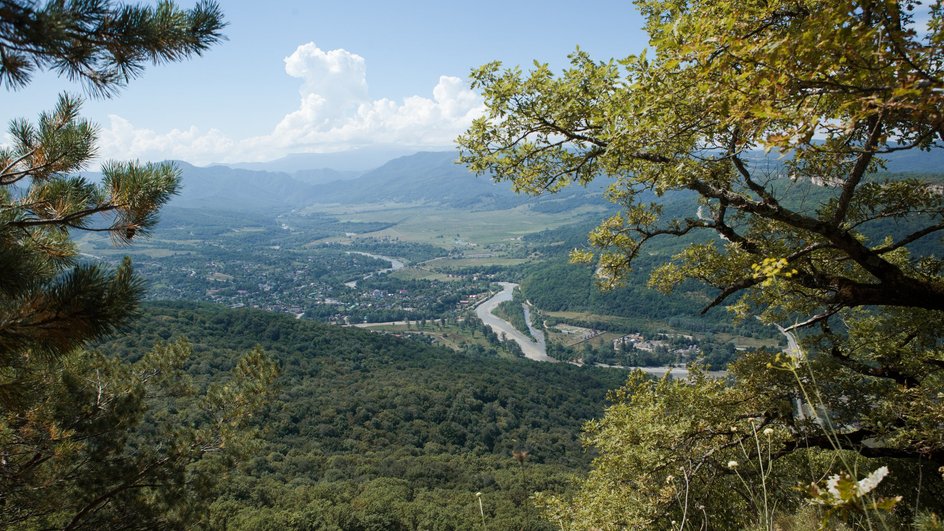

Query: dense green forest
left=97, top=303, right=625, bottom=529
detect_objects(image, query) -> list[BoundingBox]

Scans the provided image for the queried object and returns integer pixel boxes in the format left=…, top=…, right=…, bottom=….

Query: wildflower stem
left=751, top=422, right=770, bottom=530
left=679, top=465, right=691, bottom=531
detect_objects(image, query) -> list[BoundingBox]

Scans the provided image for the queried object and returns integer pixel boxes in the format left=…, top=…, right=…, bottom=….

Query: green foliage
left=538, top=362, right=944, bottom=529
left=460, top=0, right=944, bottom=311
left=0, top=2, right=271, bottom=529
left=94, top=302, right=626, bottom=529
left=459, top=0, right=944, bottom=527
left=0, top=339, right=277, bottom=529
left=0, top=0, right=225, bottom=96
left=0, top=65, right=188, bottom=407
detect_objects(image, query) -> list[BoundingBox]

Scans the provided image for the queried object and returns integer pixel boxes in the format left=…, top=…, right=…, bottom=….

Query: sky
left=2, top=0, right=648, bottom=166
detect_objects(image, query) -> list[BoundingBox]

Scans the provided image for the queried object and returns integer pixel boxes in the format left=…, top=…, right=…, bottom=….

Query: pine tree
left=0, top=0, right=225, bottom=96
left=0, top=3, right=276, bottom=528
left=0, top=0, right=224, bottom=405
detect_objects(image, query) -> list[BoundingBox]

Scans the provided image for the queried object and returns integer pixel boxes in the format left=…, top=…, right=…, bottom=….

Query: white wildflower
left=857, top=466, right=889, bottom=496
left=727, top=460, right=739, bottom=469
left=763, top=427, right=774, bottom=436
left=826, top=474, right=842, bottom=501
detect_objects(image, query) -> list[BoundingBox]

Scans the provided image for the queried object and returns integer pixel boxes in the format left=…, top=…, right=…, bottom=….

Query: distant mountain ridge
left=168, top=151, right=608, bottom=213
left=166, top=162, right=322, bottom=211
left=143, top=147, right=944, bottom=213
left=224, top=146, right=419, bottom=172
left=304, top=151, right=522, bottom=208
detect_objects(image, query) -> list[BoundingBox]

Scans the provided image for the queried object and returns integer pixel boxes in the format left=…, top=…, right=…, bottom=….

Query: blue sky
left=2, top=1, right=648, bottom=165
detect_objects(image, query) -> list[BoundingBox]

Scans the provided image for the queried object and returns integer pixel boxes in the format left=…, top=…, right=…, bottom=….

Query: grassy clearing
left=423, top=256, right=531, bottom=270
left=544, top=324, right=617, bottom=348
left=81, top=245, right=193, bottom=258
left=389, top=268, right=458, bottom=282
left=75, top=233, right=197, bottom=258
left=309, top=203, right=603, bottom=248
left=165, top=240, right=201, bottom=246
left=135, top=248, right=194, bottom=258
left=546, top=311, right=658, bottom=331
left=713, top=333, right=780, bottom=349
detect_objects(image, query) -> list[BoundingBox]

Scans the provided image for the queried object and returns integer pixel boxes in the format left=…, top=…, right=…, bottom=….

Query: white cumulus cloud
left=96, top=42, right=484, bottom=164
left=98, top=115, right=235, bottom=163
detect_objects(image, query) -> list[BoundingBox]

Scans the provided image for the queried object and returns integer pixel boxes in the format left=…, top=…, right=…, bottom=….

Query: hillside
left=226, top=147, right=418, bottom=173
left=97, top=302, right=626, bottom=530
left=166, top=162, right=322, bottom=211
left=153, top=148, right=944, bottom=215
left=306, top=151, right=518, bottom=208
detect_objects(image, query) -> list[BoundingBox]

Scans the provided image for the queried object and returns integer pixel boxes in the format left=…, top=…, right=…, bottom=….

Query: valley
left=59, top=146, right=944, bottom=531
left=8, top=3, right=944, bottom=528
left=78, top=150, right=782, bottom=370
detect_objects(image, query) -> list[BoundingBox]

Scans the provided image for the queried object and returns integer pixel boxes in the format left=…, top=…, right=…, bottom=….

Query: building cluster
left=613, top=332, right=702, bottom=358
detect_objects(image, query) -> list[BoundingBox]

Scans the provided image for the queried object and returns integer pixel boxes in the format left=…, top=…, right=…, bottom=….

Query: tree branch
left=871, top=221, right=944, bottom=254
left=832, top=115, right=883, bottom=226
left=6, top=203, right=119, bottom=228
left=686, top=178, right=944, bottom=311
left=782, top=428, right=943, bottom=467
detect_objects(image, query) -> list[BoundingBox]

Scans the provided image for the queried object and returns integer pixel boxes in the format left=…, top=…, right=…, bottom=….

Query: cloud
left=96, top=42, right=484, bottom=164
left=98, top=115, right=236, bottom=163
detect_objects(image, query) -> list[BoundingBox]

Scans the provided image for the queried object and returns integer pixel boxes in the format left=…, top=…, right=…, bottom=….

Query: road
left=589, top=363, right=727, bottom=378
left=775, top=323, right=802, bottom=359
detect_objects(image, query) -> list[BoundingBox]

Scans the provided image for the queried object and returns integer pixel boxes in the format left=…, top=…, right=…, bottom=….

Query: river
left=474, top=282, right=556, bottom=362
left=343, top=252, right=405, bottom=288
left=475, top=282, right=729, bottom=377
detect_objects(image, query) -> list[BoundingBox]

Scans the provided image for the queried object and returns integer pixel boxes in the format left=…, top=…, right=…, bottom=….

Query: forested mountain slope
left=97, top=302, right=625, bottom=529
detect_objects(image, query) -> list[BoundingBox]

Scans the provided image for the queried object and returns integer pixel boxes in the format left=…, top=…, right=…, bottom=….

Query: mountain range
left=168, top=151, right=608, bottom=213
left=155, top=147, right=944, bottom=214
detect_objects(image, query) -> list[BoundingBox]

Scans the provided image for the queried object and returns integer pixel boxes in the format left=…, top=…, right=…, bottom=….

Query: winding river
left=475, top=282, right=728, bottom=377
left=345, top=260, right=729, bottom=378
left=343, top=252, right=405, bottom=288
left=474, top=282, right=556, bottom=362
